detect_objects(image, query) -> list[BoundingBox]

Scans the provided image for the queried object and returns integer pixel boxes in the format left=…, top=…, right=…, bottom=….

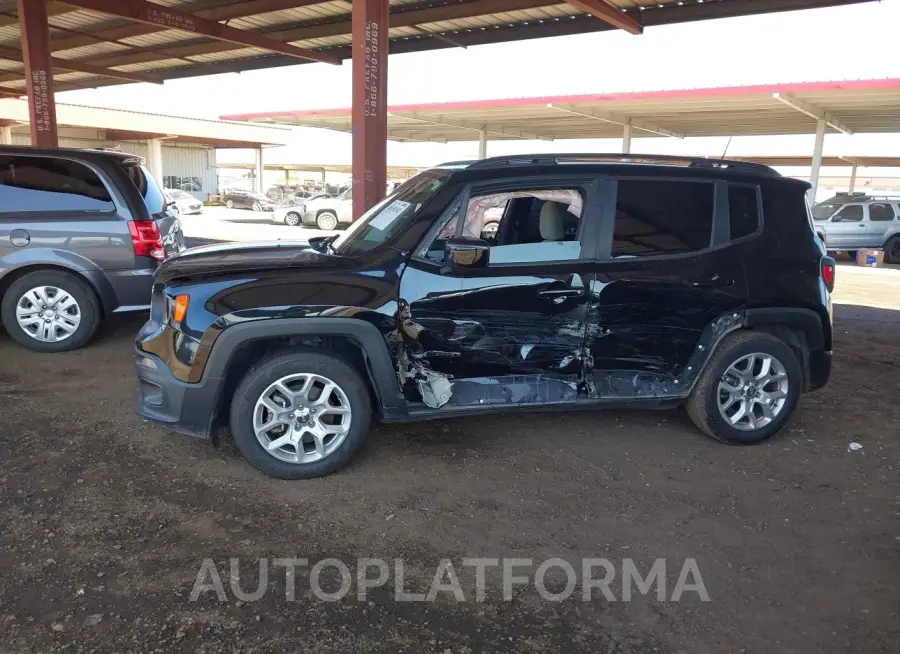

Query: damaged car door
left=398, top=178, right=602, bottom=410
left=585, top=177, right=753, bottom=399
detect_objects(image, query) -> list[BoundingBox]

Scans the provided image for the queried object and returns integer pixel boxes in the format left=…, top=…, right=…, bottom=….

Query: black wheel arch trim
left=203, top=317, right=408, bottom=420
left=744, top=307, right=826, bottom=351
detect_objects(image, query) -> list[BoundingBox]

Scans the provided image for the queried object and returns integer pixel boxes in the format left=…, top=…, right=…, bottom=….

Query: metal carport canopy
left=221, top=78, right=900, bottom=142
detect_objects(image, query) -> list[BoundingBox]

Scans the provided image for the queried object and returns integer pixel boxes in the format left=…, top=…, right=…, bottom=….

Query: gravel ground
left=0, top=266, right=898, bottom=653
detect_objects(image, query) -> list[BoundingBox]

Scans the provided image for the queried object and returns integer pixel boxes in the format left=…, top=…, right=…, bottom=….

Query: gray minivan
left=812, top=193, right=900, bottom=263
left=0, top=147, right=184, bottom=352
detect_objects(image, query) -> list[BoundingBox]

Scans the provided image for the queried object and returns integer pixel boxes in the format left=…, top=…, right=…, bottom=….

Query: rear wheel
left=229, top=350, right=372, bottom=479
left=285, top=212, right=301, bottom=226
left=686, top=331, right=802, bottom=445
left=0, top=270, right=100, bottom=353
left=316, top=211, right=338, bottom=231
left=884, top=236, right=900, bottom=264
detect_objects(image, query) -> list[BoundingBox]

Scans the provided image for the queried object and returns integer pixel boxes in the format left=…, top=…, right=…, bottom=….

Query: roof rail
left=466, top=153, right=781, bottom=177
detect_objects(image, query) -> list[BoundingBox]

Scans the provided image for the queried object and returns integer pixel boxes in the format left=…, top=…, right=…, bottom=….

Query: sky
left=57, top=0, right=900, bottom=176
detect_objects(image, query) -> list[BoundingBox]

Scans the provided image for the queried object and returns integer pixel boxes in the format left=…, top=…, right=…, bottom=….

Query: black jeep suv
left=135, top=154, right=834, bottom=479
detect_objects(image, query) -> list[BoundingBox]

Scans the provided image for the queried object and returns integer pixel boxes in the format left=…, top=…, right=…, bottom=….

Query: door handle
left=537, top=288, right=584, bottom=298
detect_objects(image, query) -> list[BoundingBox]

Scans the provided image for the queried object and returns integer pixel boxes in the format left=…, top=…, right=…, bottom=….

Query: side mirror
left=443, top=238, right=490, bottom=271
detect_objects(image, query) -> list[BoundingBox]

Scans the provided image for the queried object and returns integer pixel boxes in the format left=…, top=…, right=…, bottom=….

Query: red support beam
left=57, top=0, right=341, bottom=65
left=18, top=0, right=58, bottom=147
left=565, top=0, right=643, bottom=34
left=352, top=0, right=389, bottom=219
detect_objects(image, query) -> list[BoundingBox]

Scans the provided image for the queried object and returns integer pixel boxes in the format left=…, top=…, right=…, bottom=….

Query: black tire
left=884, top=236, right=900, bottom=264
left=0, top=270, right=100, bottom=353
left=225, top=199, right=234, bottom=209
left=285, top=212, right=301, bottom=227
left=229, top=350, right=373, bottom=479
left=316, top=211, right=338, bottom=231
left=685, top=331, right=802, bottom=445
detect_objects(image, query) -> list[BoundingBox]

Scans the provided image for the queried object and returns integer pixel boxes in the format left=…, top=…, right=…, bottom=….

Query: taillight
left=128, top=220, right=165, bottom=262
left=821, top=256, right=836, bottom=292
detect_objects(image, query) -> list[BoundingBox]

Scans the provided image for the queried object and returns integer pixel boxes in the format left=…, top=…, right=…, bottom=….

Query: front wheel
left=252, top=201, right=262, bottom=212
left=316, top=211, right=338, bottom=231
left=884, top=236, right=900, bottom=264
left=686, top=331, right=802, bottom=445
left=225, top=199, right=234, bottom=209
left=285, top=212, right=301, bottom=227
left=0, top=270, right=100, bottom=352
left=229, top=351, right=372, bottom=479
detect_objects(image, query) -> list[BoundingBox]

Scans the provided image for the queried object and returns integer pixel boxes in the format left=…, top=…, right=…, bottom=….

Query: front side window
left=612, top=179, right=714, bottom=257
left=422, top=188, right=584, bottom=265
left=0, top=155, right=115, bottom=214
left=868, top=203, right=896, bottom=222
left=833, top=204, right=863, bottom=221
left=812, top=203, right=840, bottom=221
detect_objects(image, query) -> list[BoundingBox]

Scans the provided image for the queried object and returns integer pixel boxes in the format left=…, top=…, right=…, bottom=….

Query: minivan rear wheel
left=686, top=331, right=802, bottom=445
left=1, top=270, right=100, bottom=353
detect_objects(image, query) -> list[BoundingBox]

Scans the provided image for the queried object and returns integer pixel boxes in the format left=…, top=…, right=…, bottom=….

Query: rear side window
left=834, top=204, right=863, bottom=221
left=0, top=155, right=115, bottom=213
left=612, top=179, right=714, bottom=257
left=728, top=184, right=760, bottom=239
left=868, top=203, right=896, bottom=222
left=120, top=162, right=167, bottom=216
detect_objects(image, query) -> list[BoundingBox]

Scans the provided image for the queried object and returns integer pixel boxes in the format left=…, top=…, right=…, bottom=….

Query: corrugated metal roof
left=221, top=79, right=900, bottom=141
left=0, top=0, right=878, bottom=92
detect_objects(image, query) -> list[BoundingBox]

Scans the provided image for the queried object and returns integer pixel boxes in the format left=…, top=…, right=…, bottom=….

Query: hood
left=155, top=240, right=352, bottom=283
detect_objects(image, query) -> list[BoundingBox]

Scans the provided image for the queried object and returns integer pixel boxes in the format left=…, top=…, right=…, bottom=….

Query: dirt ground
left=1, top=265, right=898, bottom=654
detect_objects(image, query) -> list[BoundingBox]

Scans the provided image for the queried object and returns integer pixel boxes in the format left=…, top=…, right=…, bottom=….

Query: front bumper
left=807, top=350, right=832, bottom=392
left=134, top=347, right=220, bottom=440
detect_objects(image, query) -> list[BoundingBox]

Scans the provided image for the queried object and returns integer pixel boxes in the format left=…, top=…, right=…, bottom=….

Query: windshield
left=168, top=189, right=192, bottom=200
left=249, top=192, right=270, bottom=201
left=812, top=203, right=840, bottom=220
left=332, top=170, right=452, bottom=256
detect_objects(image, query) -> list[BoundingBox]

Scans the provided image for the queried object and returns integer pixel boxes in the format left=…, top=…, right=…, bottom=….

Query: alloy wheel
left=285, top=212, right=301, bottom=226
left=317, top=213, right=338, bottom=230
left=15, top=286, right=82, bottom=343
left=717, top=352, right=789, bottom=431
left=253, top=373, right=352, bottom=464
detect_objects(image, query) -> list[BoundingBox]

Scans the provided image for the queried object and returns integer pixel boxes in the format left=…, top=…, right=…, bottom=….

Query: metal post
left=254, top=147, right=265, bottom=193
left=17, top=0, right=58, bottom=147
left=0, top=125, right=12, bottom=145
left=146, top=138, right=164, bottom=184
left=848, top=164, right=857, bottom=194
left=478, top=128, right=488, bottom=159
left=352, top=0, right=389, bottom=219
left=809, top=118, right=826, bottom=201
left=622, top=123, right=632, bottom=154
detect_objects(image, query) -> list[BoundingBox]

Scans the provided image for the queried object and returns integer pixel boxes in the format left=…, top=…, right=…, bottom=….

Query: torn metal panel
left=449, top=376, right=579, bottom=407
left=417, top=370, right=454, bottom=409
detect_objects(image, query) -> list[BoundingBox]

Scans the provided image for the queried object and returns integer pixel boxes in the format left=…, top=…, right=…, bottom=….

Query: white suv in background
left=813, top=193, right=900, bottom=263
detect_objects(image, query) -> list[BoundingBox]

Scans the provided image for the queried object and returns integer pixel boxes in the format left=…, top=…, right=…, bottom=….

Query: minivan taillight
left=128, top=220, right=165, bottom=262
left=821, top=256, right=836, bottom=292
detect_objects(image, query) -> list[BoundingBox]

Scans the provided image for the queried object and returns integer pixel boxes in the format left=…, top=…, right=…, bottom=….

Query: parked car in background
left=222, top=189, right=276, bottom=212
left=272, top=193, right=334, bottom=226
left=298, top=188, right=353, bottom=230
left=135, top=154, right=834, bottom=479
left=813, top=193, right=900, bottom=262
left=0, top=146, right=184, bottom=352
left=164, top=188, right=203, bottom=215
